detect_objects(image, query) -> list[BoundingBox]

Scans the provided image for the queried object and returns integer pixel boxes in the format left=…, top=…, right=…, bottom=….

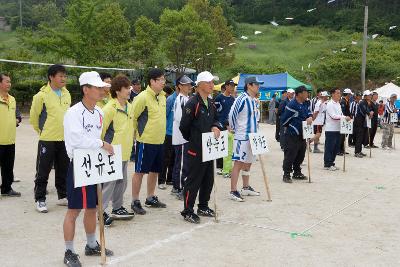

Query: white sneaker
left=57, top=198, right=68, bottom=206
left=325, top=166, right=339, bottom=171
left=230, top=191, right=244, bottom=202
left=158, top=184, right=167, bottom=190
left=216, top=169, right=223, bottom=175
left=36, top=201, right=48, bottom=213
left=241, top=186, right=260, bottom=196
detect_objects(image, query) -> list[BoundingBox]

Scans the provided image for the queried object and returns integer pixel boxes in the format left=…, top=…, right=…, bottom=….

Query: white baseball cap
left=287, top=88, right=295, bottom=93
left=363, top=90, right=372, bottom=96
left=343, top=88, right=353, bottom=94
left=195, top=71, right=219, bottom=85
left=321, top=91, right=329, bottom=97
left=79, top=71, right=111, bottom=87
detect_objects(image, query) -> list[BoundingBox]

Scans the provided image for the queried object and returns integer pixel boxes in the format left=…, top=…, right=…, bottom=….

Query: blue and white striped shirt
left=229, top=92, right=258, bottom=140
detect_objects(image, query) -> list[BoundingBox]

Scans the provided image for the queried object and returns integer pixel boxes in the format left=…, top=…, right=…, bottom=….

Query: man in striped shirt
left=348, top=92, right=362, bottom=147
left=381, top=94, right=398, bottom=149
left=228, top=76, right=263, bottom=201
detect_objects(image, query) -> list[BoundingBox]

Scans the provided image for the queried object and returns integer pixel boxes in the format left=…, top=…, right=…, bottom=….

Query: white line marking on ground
left=106, top=221, right=213, bottom=266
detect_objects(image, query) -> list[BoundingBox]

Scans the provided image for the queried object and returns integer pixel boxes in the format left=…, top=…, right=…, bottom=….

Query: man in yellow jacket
left=131, top=68, right=167, bottom=215
left=0, top=73, right=21, bottom=197
left=101, top=74, right=135, bottom=227
left=29, top=64, right=71, bottom=213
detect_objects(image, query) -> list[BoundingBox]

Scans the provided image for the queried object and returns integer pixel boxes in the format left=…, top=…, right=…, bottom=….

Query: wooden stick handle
left=97, top=184, right=106, bottom=265
left=213, top=160, right=219, bottom=222
left=258, top=155, right=272, bottom=201
left=307, top=139, right=311, bottom=183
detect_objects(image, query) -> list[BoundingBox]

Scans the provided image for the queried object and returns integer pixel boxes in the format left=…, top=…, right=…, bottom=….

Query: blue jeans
left=324, top=131, right=341, bottom=167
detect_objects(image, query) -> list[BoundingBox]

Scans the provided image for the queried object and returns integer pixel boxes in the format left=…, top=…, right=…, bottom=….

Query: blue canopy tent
left=237, top=73, right=312, bottom=101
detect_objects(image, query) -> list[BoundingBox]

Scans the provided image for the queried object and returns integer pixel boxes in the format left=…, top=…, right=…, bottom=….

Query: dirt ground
left=0, top=120, right=399, bottom=267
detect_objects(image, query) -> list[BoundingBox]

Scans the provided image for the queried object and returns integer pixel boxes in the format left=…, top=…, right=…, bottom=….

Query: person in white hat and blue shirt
left=228, top=76, right=264, bottom=201
left=62, top=71, right=114, bottom=266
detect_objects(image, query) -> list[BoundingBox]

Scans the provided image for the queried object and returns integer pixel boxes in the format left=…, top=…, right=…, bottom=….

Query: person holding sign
left=339, top=88, right=353, bottom=155
left=101, top=75, right=135, bottom=227
left=30, top=64, right=71, bottom=212
left=172, top=75, right=195, bottom=200
left=228, top=76, right=263, bottom=202
left=179, top=71, right=222, bottom=224
left=381, top=94, right=398, bottom=150
left=63, top=71, right=114, bottom=267
left=324, top=89, right=352, bottom=171
left=280, top=86, right=312, bottom=183
left=311, top=91, right=329, bottom=153
left=354, top=91, right=373, bottom=158
left=131, top=68, right=167, bottom=215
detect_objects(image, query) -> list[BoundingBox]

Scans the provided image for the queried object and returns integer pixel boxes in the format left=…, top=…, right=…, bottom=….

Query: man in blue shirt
left=158, top=85, right=177, bottom=188
left=280, top=86, right=313, bottom=183
left=215, top=80, right=236, bottom=177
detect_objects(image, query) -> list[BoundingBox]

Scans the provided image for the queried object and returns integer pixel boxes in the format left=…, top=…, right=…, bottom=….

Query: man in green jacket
left=30, top=64, right=71, bottom=213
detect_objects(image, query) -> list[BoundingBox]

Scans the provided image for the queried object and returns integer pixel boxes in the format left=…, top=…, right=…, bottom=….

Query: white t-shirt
left=172, top=93, right=189, bottom=145
left=64, top=102, right=104, bottom=159
left=313, top=100, right=327, bottom=126
left=325, top=99, right=344, bottom=132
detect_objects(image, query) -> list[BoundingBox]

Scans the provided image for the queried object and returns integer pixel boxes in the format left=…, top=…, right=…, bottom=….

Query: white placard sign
left=202, top=130, right=229, bottom=162
left=73, top=145, right=122, bottom=188
left=390, top=113, right=398, bottom=123
left=366, top=116, right=371, bottom=128
left=340, top=118, right=353, bottom=134
left=249, top=133, right=269, bottom=155
left=302, top=121, right=314, bottom=139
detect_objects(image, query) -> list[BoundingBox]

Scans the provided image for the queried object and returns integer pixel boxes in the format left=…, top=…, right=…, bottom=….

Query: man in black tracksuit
left=364, top=92, right=379, bottom=148
left=354, top=91, right=373, bottom=158
left=179, top=71, right=222, bottom=224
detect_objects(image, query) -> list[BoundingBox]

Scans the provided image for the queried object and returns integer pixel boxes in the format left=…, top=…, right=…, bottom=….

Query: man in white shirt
left=63, top=71, right=114, bottom=266
left=311, top=91, right=329, bottom=153
left=171, top=75, right=194, bottom=200
left=324, top=88, right=351, bottom=171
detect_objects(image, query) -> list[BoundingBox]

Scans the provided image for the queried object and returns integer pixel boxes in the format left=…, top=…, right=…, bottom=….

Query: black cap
left=355, top=92, right=362, bottom=96
left=224, top=79, right=238, bottom=86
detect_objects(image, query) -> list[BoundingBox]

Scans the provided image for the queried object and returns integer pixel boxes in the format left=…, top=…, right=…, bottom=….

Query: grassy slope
left=0, top=31, right=19, bottom=56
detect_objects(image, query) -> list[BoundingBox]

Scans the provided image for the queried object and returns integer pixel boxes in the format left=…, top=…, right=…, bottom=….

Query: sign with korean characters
left=202, top=130, right=228, bottom=162
left=73, top=145, right=122, bottom=188
left=390, top=113, right=398, bottom=123
left=249, top=133, right=269, bottom=155
left=340, top=118, right=353, bottom=134
left=302, top=121, right=314, bottom=139
left=366, top=116, right=371, bottom=128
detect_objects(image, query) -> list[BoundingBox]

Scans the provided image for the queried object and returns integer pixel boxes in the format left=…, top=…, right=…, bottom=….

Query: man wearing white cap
left=338, top=88, right=353, bottom=155
left=63, top=71, right=114, bottom=266
left=354, top=90, right=373, bottom=157
left=381, top=93, right=398, bottom=149
left=311, top=91, right=329, bottom=153
left=179, top=71, right=223, bottom=223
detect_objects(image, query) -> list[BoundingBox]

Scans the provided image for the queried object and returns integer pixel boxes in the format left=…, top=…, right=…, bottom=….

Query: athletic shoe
left=354, top=153, right=364, bottom=158
left=293, top=173, right=307, bottom=180
left=360, top=152, right=367, bottom=156
left=371, top=145, right=379, bottom=148
left=36, top=201, right=48, bottom=213
left=145, top=196, right=167, bottom=208
left=283, top=173, right=293, bottom=183
left=197, top=207, right=215, bottom=217
left=176, top=191, right=184, bottom=201
left=325, top=166, right=339, bottom=171
left=1, top=189, right=21, bottom=197
left=170, top=188, right=179, bottom=196
left=64, top=250, right=81, bottom=267
left=337, top=152, right=344, bottom=156
left=313, top=148, right=323, bottom=153
left=131, top=200, right=146, bottom=215
left=111, top=206, right=135, bottom=220
left=241, top=186, right=260, bottom=196
left=223, top=173, right=231, bottom=179
left=181, top=211, right=200, bottom=224
left=364, top=145, right=370, bottom=148
left=57, top=198, right=68, bottom=206
left=158, top=184, right=167, bottom=190
left=84, top=241, right=114, bottom=256
left=230, top=190, right=244, bottom=202
left=216, top=169, right=223, bottom=175
left=102, top=212, right=113, bottom=227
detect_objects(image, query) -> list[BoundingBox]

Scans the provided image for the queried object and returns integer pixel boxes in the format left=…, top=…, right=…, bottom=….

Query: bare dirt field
left=1, top=121, right=399, bottom=267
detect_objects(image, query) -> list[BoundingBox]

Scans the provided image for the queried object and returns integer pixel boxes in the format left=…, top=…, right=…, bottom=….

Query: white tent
left=374, top=83, right=400, bottom=101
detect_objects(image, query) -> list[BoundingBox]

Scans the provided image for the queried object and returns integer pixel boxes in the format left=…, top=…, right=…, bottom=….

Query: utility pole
left=361, top=0, right=368, bottom=91
left=19, top=0, right=22, bottom=27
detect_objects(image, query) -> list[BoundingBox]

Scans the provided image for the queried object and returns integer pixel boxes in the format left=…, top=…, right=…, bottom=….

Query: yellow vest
left=0, top=94, right=17, bottom=145
left=132, top=86, right=166, bottom=144
left=101, top=98, right=134, bottom=161
left=96, top=92, right=111, bottom=109
left=29, top=83, right=71, bottom=141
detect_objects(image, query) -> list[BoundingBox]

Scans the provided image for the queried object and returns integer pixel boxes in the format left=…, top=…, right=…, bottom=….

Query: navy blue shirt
left=280, top=98, right=312, bottom=136
left=215, top=93, right=235, bottom=127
